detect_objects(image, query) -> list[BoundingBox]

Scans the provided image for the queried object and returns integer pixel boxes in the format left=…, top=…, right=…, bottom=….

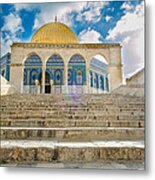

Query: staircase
left=0, top=94, right=145, bottom=169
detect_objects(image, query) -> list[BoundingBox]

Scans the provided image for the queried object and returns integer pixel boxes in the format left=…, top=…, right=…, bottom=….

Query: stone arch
left=23, top=52, right=42, bottom=65
left=46, top=54, right=64, bottom=86
left=89, top=52, right=110, bottom=65
left=90, top=54, right=109, bottom=92
left=45, top=53, right=64, bottom=64
left=68, top=53, right=86, bottom=64
left=23, top=53, right=42, bottom=94
left=68, top=54, right=86, bottom=86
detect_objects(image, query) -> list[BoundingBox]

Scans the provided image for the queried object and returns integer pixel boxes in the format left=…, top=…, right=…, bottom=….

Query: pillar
left=86, top=61, right=90, bottom=94
left=109, top=46, right=123, bottom=91
left=42, top=66, right=45, bottom=94
left=63, top=63, right=68, bottom=93
left=21, top=66, right=24, bottom=93
left=64, top=64, right=68, bottom=86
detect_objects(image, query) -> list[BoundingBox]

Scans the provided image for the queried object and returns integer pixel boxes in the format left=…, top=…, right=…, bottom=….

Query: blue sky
left=0, top=0, right=144, bottom=77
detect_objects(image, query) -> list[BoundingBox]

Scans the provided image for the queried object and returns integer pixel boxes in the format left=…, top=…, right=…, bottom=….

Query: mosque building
left=0, top=20, right=123, bottom=94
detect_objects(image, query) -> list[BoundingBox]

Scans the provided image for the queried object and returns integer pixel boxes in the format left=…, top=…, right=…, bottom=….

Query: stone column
left=86, top=61, right=90, bottom=94
left=63, top=63, right=68, bottom=93
left=21, top=66, right=24, bottom=94
left=109, top=46, right=123, bottom=91
left=42, top=66, right=46, bottom=94
left=64, top=64, right=68, bottom=86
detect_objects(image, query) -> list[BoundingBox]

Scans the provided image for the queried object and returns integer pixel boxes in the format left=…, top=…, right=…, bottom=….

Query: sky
left=0, top=0, right=144, bottom=78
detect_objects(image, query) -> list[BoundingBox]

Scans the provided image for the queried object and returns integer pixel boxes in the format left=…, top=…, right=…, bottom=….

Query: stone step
left=1, top=111, right=144, bottom=120
left=1, top=127, right=144, bottom=141
left=1, top=107, right=144, bottom=112
left=0, top=119, right=144, bottom=128
left=0, top=95, right=144, bottom=102
left=1, top=94, right=144, bottom=100
left=1, top=103, right=144, bottom=108
left=0, top=140, right=144, bottom=166
left=1, top=114, right=144, bottom=121
left=1, top=97, right=144, bottom=102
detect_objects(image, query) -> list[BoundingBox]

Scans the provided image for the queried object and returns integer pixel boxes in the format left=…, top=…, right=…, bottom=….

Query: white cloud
left=121, top=2, right=134, bottom=12
left=2, top=12, right=24, bottom=35
left=76, top=1, right=108, bottom=22
left=105, top=15, right=112, bottom=22
left=1, top=12, right=24, bottom=56
left=31, top=2, right=88, bottom=30
left=79, top=29, right=102, bottom=43
left=106, top=1, right=144, bottom=78
left=14, top=4, right=33, bottom=11
left=1, top=2, right=106, bottom=56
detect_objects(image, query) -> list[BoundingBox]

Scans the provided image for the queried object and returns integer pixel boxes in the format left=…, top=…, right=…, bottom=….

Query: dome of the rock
left=31, top=22, right=79, bottom=44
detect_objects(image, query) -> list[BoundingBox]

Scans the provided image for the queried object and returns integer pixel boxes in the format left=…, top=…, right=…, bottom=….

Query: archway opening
left=68, top=54, right=86, bottom=94
left=45, top=71, right=51, bottom=93
left=68, top=54, right=86, bottom=85
left=90, top=54, right=109, bottom=93
left=38, top=71, right=51, bottom=94
left=24, top=54, right=42, bottom=94
left=46, top=54, right=64, bottom=93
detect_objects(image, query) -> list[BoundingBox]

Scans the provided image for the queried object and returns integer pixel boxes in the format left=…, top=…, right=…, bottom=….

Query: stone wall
left=127, top=69, right=144, bottom=86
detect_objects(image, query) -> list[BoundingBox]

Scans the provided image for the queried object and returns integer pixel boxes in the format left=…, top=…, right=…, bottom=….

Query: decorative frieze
left=11, top=43, right=121, bottom=49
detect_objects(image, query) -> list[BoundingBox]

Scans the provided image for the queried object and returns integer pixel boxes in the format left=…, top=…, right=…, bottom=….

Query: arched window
left=68, top=54, right=86, bottom=86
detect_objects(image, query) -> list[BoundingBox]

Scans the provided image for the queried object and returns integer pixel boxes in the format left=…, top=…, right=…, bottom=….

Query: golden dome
left=31, top=22, right=79, bottom=44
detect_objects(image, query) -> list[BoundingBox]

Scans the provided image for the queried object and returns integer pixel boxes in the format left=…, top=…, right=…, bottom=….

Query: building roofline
left=11, top=42, right=122, bottom=49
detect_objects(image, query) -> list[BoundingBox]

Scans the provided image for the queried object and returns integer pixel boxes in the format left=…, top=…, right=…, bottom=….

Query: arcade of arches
left=23, top=53, right=109, bottom=94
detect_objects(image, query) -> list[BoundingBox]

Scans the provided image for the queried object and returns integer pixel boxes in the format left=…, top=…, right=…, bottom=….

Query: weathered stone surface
left=0, top=146, right=144, bottom=164
left=1, top=127, right=144, bottom=141
left=0, top=93, right=145, bottom=168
